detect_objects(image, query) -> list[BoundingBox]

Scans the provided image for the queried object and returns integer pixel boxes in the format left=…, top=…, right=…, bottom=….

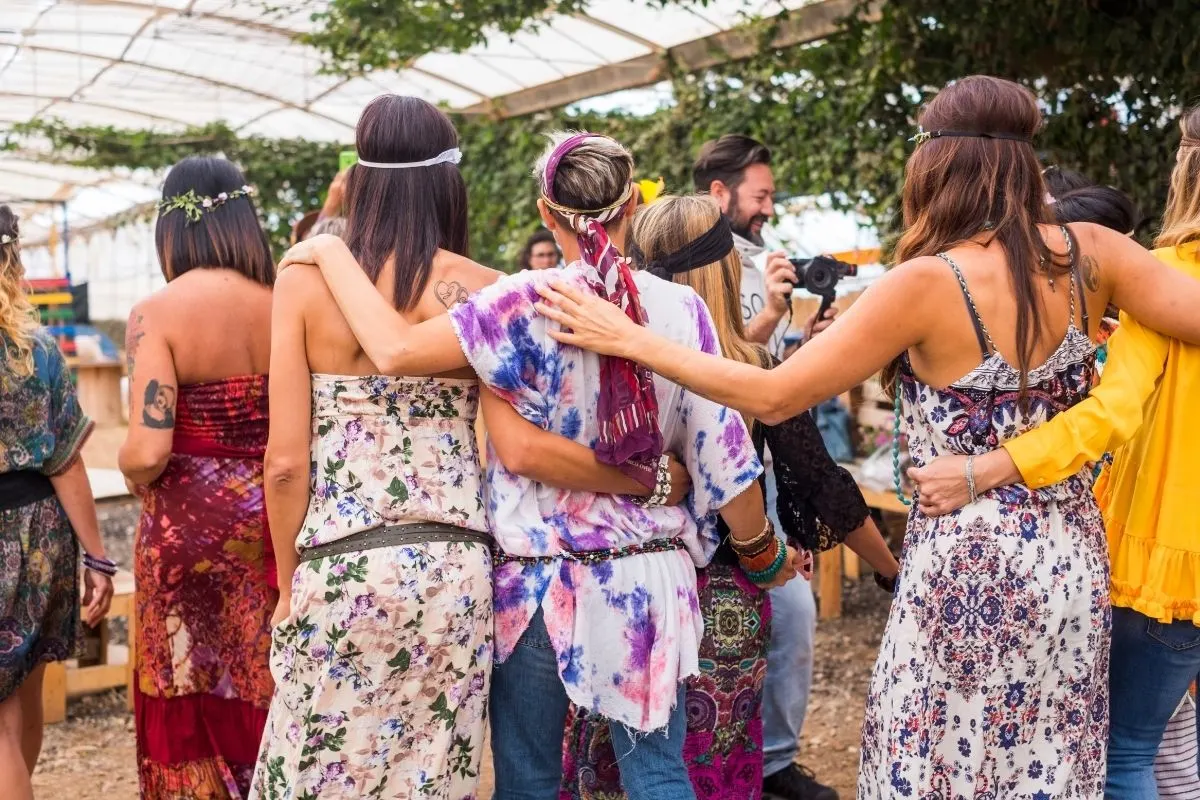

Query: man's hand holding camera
left=763, top=251, right=798, bottom=314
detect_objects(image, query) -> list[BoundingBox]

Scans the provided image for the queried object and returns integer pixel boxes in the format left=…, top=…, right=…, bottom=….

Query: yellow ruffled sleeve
left=1001, top=313, right=1170, bottom=488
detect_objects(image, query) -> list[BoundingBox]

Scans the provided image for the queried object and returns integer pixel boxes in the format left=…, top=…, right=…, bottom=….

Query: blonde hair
left=1157, top=106, right=1200, bottom=249
left=0, top=205, right=39, bottom=377
left=631, top=194, right=765, bottom=424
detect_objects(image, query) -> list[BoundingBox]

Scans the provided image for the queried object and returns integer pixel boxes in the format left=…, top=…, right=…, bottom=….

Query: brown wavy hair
left=1156, top=105, right=1200, bottom=249
left=884, top=76, right=1070, bottom=400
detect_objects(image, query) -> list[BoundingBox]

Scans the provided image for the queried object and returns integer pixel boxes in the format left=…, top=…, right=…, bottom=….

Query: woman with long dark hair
left=533, top=76, right=1200, bottom=797
left=0, top=206, right=112, bottom=800
left=119, top=156, right=276, bottom=798
left=250, top=99, right=721, bottom=799
left=909, top=109, right=1200, bottom=798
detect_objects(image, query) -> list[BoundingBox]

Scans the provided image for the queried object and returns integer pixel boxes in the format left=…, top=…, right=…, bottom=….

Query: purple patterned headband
left=542, top=132, right=600, bottom=202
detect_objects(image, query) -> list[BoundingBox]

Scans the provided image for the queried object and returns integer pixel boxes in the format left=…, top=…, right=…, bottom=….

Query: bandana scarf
left=542, top=133, right=663, bottom=489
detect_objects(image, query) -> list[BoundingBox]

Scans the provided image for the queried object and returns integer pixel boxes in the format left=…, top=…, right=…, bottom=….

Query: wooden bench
left=815, top=461, right=911, bottom=619
left=42, top=569, right=136, bottom=723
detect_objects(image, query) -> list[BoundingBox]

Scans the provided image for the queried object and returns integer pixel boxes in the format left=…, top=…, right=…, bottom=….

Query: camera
left=787, top=255, right=857, bottom=317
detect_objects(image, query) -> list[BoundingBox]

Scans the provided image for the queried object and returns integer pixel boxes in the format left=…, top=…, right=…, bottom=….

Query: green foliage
left=3, top=120, right=340, bottom=254
left=7, top=0, right=1200, bottom=265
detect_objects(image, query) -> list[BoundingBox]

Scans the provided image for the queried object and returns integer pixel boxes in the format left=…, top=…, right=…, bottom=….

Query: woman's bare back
left=299, top=249, right=502, bottom=378
left=144, top=268, right=273, bottom=384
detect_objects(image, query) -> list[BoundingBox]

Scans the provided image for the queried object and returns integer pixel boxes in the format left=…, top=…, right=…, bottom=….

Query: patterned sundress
left=0, top=330, right=92, bottom=701
left=250, top=375, right=492, bottom=800
left=858, top=243, right=1110, bottom=799
left=134, top=375, right=276, bottom=798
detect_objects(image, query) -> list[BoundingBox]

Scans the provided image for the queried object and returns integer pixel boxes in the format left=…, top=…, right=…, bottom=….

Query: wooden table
left=42, top=569, right=136, bottom=723
left=73, top=359, right=125, bottom=428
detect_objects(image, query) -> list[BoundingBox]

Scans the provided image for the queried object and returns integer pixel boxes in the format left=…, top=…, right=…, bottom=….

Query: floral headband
left=159, top=185, right=255, bottom=223
left=0, top=233, right=16, bottom=245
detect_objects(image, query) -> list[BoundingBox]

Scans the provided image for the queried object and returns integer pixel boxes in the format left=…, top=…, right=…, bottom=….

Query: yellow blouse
left=1003, top=242, right=1200, bottom=624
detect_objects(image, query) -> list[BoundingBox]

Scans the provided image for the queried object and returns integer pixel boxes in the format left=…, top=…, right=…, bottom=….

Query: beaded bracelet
left=965, top=455, right=979, bottom=504
left=742, top=538, right=788, bottom=584
left=738, top=536, right=780, bottom=573
left=83, top=553, right=118, bottom=577
left=631, top=455, right=672, bottom=508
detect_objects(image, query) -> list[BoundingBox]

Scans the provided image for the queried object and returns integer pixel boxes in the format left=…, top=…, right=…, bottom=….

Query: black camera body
left=787, top=255, right=858, bottom=317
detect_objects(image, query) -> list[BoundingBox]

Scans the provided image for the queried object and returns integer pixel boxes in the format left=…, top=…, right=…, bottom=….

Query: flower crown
left=159, top=185, right=255, bottom=223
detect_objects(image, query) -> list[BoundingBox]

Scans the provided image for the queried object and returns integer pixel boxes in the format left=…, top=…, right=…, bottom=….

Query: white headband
left=356, top=148, right=462, bottom=169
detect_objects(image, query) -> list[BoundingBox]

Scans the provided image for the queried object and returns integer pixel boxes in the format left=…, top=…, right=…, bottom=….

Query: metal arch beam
left=570, top=12, right=666, bottom=53
left=461, top=0, right=881, bottom=118
left=71, top=0, right=304, bottom=39
left=16, top=44, right=355, bottom=132
left=0, top=91, right=194, bottom=126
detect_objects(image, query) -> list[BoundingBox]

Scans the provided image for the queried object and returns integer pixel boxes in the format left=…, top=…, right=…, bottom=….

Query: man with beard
left=693, top=135, right=839, bottom=800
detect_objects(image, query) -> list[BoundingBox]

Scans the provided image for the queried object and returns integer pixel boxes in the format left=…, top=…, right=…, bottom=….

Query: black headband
left=912, top=129, right=1033, bottom=146
left=644, top=215, right=735, bottom=279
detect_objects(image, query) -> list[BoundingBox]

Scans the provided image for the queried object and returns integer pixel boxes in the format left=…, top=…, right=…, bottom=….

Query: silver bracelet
left=965, top=455, right=978, bottom=504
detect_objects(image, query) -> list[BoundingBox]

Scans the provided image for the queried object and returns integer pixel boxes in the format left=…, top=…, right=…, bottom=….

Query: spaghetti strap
left=1061, top=226, right=1090, bottom=333
left=937, top=252, right=994, bottom=360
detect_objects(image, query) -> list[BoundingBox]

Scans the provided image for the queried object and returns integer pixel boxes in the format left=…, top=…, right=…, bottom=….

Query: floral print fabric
left=251, top=542, right=492, bottom=800
left=134, top=376, right=276, bottom=798
left=299, top=375, right=488, bottom=548
left=250, top=374, right=493, bottom=799
left=448, top=265, right=761, bottom=733
left=859, top=316, right=1109, bottom=798
left=0, top=331, right=90, bottom=701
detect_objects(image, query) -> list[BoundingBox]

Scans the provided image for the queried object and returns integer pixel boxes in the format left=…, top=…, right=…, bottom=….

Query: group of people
left=0, top=73, right=1197, bottom=800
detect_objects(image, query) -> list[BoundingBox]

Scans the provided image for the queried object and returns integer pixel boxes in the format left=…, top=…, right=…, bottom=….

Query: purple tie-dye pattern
left=447, top=265, right=761, bottom=732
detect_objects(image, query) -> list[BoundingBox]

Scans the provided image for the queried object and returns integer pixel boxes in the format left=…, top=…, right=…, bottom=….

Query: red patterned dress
left=134, top=375, right=276, bottom=798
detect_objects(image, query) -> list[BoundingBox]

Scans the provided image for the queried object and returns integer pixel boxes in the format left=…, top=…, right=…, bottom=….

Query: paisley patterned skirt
left=250, top=541, right=493, bottom=800
left=560, top=562, right=771, bottom=800
left=858, top=488, right=1110, bottom=799
left=0, top=496, right=79, bottom=701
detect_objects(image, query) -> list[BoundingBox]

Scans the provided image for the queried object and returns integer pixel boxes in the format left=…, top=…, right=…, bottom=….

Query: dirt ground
left=33, top=497, right=891, bottom=799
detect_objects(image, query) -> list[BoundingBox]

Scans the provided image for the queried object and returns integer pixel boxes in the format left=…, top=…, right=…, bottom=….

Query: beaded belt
left=493, top=537, right=687, bottom=567
left=300, top=522, right=492, bottom=563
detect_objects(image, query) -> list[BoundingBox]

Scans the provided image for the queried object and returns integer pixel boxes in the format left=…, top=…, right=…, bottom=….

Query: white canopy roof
left=1, top=0, right=859, bottom=245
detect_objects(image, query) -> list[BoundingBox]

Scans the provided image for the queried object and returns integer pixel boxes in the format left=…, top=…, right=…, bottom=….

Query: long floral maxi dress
left=250, top=375, right=492, bottom=800
left=135, top=376, right=277, bottom=798
left=858, top=249, right=1110, bottom=799
left=0, top=331, right=92, bottom=700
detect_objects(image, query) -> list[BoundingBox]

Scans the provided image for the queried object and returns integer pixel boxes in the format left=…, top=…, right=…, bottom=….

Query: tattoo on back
left=1081, top=255, right=1101, bottom=292
left=434, top=280, right=470, bottom=309
left=125, top=313, right=145, bottom=376
left=142, top=379, right=177, bottom=429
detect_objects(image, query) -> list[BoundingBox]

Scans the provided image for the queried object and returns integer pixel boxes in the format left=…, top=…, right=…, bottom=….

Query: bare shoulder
left=428, top=251, right=504, bottom=309
left=882, top=255, right=952, bottom=289
left=273, top=262, right=324, bottom=299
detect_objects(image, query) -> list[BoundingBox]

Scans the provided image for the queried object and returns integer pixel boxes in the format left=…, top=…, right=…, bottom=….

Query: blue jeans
left=762, top=465, right=817, bottom=777
left=1107, top=605, right=1200, bottom=799
left=490, top=608, right=696, bottom=800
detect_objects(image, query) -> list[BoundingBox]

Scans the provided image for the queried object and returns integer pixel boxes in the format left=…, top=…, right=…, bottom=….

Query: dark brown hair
left=343, top=95, right=468, bottom=311
left=886, top=75, right=1068, bottom=398
left=154, top=156, right=274, bottom=286
left=518, top=228, right=559, bottom=270
left=692, top=134, right=772, bottom=193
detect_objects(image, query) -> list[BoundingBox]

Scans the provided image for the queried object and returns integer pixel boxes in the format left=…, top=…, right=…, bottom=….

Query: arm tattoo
left=434, top=280, right=470, bottom=309
left=125, top=313, right=145, bottom=376
left=1081, top=255, right=1101, bottom=293
left=142, top=379, right=177, bottom=429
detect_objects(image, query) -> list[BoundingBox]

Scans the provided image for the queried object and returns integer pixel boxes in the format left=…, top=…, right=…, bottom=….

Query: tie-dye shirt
left=448, top=263, right=761, bottom=732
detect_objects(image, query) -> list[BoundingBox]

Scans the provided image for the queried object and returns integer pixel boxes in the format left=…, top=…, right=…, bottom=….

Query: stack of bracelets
left=631, top=454, right=672, bottom=508
left=731, top=518, right=788, bottom=584
left=82, top=552, right=118, bottom=577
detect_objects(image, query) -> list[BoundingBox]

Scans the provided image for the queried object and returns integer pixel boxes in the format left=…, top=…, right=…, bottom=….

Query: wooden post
left=842, top=546, right=860, bottom=581
left=818, top=547, right=843, bottom=619
left=42, top=662, right=67, bottom=724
